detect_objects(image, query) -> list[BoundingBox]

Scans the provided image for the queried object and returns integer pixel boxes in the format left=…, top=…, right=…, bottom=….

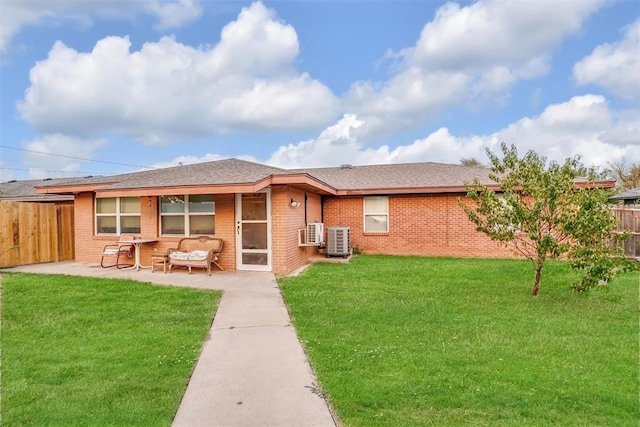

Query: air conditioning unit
left=306, top=223, right=324, bottom=245
left=327, top=226, right=350, bottom=257
left=298, top=223, right=324, bottom=246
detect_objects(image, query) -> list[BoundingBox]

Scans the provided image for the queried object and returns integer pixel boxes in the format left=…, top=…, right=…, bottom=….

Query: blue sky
left=1, top=0, right=638, bottom=181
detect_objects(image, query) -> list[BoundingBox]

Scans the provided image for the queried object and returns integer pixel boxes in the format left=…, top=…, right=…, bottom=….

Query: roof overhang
left=335, top=184, right=502, bottom=196
left=94, top=184, right=261, bottom=197
left=35, top=182, right=117, bottom=195
left=0, top=195, right=73, bottom=202
left=34, top=176, right=614, bottom=198
left=332, top=180, right=615, bottom=196
left=262, top=173, right=337, bottom=195
left=34, top=173, right=338, bottom=197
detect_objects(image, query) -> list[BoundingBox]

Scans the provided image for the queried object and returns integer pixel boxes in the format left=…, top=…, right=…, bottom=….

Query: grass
left=279, top=256, right=639, bottom=427
left=1, top=273, right=220, bottom=426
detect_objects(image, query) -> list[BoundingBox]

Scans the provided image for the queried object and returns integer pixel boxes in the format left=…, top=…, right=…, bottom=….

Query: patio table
left=118, top=239, right=158, bottom=271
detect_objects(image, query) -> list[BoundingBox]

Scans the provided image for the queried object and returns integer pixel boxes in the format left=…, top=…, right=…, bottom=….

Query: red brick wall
left=74, top=190, right=513, bottom=275
left=74, top=192, right=96, bottom=262
left=271, top=186, right=321, bottom=276
left=73, top=192, right=236, bottom=270
left=213, top=194, right=236, bottom=271
left=323, top=194, right=515, bottom=258
left=306, top=192, right=322, bottom=224
left=271, top=186, right=288, bottom=275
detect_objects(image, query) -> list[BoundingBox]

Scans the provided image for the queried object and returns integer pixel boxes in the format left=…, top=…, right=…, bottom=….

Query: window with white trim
left=95, top=197, right=141, bottom=235
left=364, top=196, right=389, bottom=233
left=160, top=195, right=215, bottom=236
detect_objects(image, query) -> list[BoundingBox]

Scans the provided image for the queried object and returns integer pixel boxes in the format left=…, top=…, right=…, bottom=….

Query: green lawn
left=1, top=273, right=220, bottom=426
left=279, top=256, right=639, bottom=427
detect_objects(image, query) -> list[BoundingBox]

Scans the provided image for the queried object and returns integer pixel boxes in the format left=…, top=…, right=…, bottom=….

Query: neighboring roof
left=0, top=177, right=80, bottom=202
left=33, top=158, right=615, bottom=197
left=609, top=187, right=640, bottom=201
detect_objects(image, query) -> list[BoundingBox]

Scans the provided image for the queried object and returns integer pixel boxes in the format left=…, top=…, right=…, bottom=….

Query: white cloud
left=266, top=116, right=493, bottom=169
left=362, top=128, right=493, bottom=165
left=0, top=0, right=202, bottom=54
left=600, top=108, right=640, bottom=146
left=267, top=114, right=365, bottom=168
left=346, top=69, right=469, bottom=117
left=408, top=0, right=603, bottom=72
left=345, top=0, right=606, bottom=140
left=152, top=154, right=229, bottom=169
left=267, top=95, right=639, bottom=169
left=23, top=134, right=107, bottom=179
left=573, top=19, right=640, bottom=101
left=496, top=95, right=616, bottom=164
left=18, top=2, right=338, bottom=144
left=148, top=0, right=202, bottom=30
left=150, top=153, right=258, bottom=169
left=151, top=153, right=260, bottom=170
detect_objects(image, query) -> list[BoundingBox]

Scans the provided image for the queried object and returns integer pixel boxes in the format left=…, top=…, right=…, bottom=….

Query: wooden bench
left=168, top=236, right=224, bottom=275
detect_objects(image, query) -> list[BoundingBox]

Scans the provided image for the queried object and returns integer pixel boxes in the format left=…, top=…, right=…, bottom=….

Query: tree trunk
left=532, top=258, right=543, bottom=296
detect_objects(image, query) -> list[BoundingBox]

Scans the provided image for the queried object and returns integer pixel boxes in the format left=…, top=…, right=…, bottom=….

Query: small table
left=151, top=254, right=169, bottom=273
left=118, top=239, right=158, bottom=271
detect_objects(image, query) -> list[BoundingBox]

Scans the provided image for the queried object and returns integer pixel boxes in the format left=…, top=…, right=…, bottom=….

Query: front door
left=235, top=191, right=272, bottom=271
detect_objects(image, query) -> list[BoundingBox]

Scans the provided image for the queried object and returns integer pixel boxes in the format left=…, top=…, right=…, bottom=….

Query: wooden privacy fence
left=0, top=201, right=74, bottom=268
left=612, top=206, right=640, bottom=259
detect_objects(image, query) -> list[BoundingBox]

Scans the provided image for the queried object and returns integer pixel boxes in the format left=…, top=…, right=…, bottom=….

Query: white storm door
left=235, top=191, right=272, bottom=271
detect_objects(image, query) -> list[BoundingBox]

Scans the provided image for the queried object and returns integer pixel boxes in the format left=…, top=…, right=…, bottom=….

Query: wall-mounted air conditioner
left=327, top=226, right=350, bottom=257
left=306, top=223, right=324, bottom=245
left=298, top=223, right=324, bottom=246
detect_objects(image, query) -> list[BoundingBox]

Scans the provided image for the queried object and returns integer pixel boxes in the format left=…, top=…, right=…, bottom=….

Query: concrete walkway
left=3, top=262, right=336, bottom=427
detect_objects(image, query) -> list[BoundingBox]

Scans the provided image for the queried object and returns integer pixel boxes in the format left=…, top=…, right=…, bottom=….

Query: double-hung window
left=160, top=195, right=215, bottom=236
left=95, top=197, right=141, bottom=235
left=364, top=196, right=389, bottom=233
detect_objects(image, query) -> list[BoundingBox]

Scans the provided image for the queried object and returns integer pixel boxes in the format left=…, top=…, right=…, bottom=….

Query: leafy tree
left=460, top=157, right=484, bottom=167
left=606, top=158, right=640, bottom=190
left=459, top=143, right=629, bottom=296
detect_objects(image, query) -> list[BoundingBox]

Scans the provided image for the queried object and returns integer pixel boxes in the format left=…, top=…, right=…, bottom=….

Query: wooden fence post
left=612, top=205, right=640, bottom=259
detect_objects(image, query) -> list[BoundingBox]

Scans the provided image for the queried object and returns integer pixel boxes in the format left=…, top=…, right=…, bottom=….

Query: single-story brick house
left=33, top=158, right=615, bottom=276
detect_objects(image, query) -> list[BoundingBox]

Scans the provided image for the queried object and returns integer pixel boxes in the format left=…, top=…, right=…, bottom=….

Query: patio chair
left=100, top=235, right=135, bottom=269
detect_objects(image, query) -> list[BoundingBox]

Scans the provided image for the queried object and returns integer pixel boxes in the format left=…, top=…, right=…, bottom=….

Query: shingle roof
left=33, top=158, right=610, bottom=196
left=295, top=162, right=495, bottom=191
left=33, top=159, right=287, bottom=191
left=75, top=159, right=495, bottom=193
left=0, top=178, right=78, bottom=201
left=609, top=187, right=640, bottom=201
left=95, top=158, right=287, bottom=190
